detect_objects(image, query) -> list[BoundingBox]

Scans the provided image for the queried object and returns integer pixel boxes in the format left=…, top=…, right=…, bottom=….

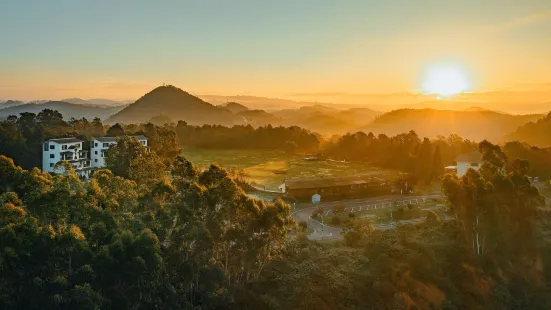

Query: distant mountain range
left=359, top=109, right=543, bottom=142
left=3, top=86, right=549, bottom=142
left=284, top=90, right=551, bottom=114
left=200, top=95, right=323, bottom=111
left=60, top=98, right=132, bottom=107
left=0, top=100, right=25, bottom=109
left=272, top=105, right=380, bottom=134
left=0, top=101, right=125, bottom=121
left=1, top=98, right=130, bottom=108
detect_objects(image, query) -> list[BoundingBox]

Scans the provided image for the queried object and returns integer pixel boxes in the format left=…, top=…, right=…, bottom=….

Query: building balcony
left=70, top=159, right=91, bottom=170
left=60, top=150, right=89, bottom=161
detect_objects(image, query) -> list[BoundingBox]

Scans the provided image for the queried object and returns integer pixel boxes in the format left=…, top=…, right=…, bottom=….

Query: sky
left=1, top=0, right=551, bottom=101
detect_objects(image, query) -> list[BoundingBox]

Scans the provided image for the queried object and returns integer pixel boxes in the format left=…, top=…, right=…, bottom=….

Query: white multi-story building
left=455, top=152, right=483, bottom=177
left=90, top=135, right=148, bottom=168
left=42, top=138, right=93, bottom=179
left=42, top=135, right=148, bottom=178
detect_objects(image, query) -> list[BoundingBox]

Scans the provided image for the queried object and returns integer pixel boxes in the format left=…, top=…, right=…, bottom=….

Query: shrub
left=298, top=221, right=308, bottom=231
left=426, top=210, right=441, bottom=226
left=332, top=204, right=345, bottom=214
left=311, top=209, right=322, bottom=218
left=331, top=216, right=341, bottom=225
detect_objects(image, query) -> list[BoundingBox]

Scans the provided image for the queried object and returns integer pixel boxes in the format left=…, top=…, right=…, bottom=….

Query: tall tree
left=432, top=145, right=445, bottom=178
left=104, top=136, right=166, bottom=185
left=106, top=123, right=125, bottom=137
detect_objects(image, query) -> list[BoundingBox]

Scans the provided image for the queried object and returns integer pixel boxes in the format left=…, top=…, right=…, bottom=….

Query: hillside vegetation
left=506, top=111, right=551, bottom=147
left=107, top=85, right=240, bottom=126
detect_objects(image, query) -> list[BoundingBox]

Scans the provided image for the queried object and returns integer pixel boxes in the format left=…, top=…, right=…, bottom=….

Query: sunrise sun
left=422, top=65, right=471, bottom=97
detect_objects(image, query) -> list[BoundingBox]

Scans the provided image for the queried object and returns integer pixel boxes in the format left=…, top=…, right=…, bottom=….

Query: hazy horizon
left=2, top=0, right=551, bottom=101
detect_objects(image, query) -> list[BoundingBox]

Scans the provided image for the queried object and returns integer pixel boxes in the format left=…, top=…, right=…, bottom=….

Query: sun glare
left=421, top=65, right=471, bottom=97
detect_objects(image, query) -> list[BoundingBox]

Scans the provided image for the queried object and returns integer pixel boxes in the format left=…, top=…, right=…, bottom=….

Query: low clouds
left=483, top=10, right=551, bottom=32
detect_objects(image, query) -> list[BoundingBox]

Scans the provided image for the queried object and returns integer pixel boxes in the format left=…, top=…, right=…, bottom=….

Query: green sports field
left=182, top=148, right=399, bottom=190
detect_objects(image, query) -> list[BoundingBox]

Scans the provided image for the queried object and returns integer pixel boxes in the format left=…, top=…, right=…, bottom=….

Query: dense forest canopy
left=2, top=108, right=551, bottom=183
left=1, top=134, right=551, bottom=309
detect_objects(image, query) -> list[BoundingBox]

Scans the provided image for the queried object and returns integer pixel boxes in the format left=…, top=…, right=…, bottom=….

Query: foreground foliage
left=0, top=149, right=294, bottom=309
left=2, top=114, right=551, bottom=309
left=233, top=141, right=551, bottom=310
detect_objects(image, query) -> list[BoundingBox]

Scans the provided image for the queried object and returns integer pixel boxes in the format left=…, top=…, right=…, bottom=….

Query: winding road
left=291, top=194, right=443, bottom=240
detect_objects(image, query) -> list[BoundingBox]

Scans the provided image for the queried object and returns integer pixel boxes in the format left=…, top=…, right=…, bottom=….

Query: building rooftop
left=93, top=135, right=148, bottom=142
left=48, top=137, right=83, bottom=144
left=456, top=152, right=483, bottom=163
left=285, top=174, right=385, bottom=190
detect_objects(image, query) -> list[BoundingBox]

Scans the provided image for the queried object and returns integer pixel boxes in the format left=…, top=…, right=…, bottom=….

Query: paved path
left=291, top=194, right=442, bottom=240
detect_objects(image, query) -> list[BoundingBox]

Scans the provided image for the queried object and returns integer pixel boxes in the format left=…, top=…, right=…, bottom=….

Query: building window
left=94, top=151, right=98, bottom=155
left=62, top=145, right=68, bottom=150
left=50, top=145, right=55, bottom=150
left=95, top=159, right=98, bottom=163
left=141, top=141, right=145, bottom=145
left=50, top=154, right=55, bottom=159
left=43, top=143, right=48, bottom=151
left=103, top=143, right=109, bottom=148
left=49, top=163, right=54, bottom=168
left=94, top=142, right=98, bottom=147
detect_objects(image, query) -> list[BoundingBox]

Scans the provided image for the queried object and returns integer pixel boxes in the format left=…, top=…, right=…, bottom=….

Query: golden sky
left=1, top=1, right=551, bottom=101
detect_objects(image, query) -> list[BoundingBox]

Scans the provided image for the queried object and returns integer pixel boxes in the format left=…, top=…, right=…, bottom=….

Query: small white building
left=456, top=152, right=483, bottom=177
left=312, top=193, right=321, bottom=204
left=90, top=135, right=148, bottom=168
left=42, top=138, right=93, bottom=179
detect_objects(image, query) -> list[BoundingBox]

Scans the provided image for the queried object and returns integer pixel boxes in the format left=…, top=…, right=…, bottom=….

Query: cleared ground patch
left=183, top=148, right=398, bottom=189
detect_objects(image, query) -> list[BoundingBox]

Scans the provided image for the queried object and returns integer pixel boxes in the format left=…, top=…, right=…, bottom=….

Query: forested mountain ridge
left=0, top=101, right=125, bottom=121
left=107, top=85, right=241, bottom=126
left=360, top=108, right=542, bottom=141
left=506, top=111, right=551, bottom=147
